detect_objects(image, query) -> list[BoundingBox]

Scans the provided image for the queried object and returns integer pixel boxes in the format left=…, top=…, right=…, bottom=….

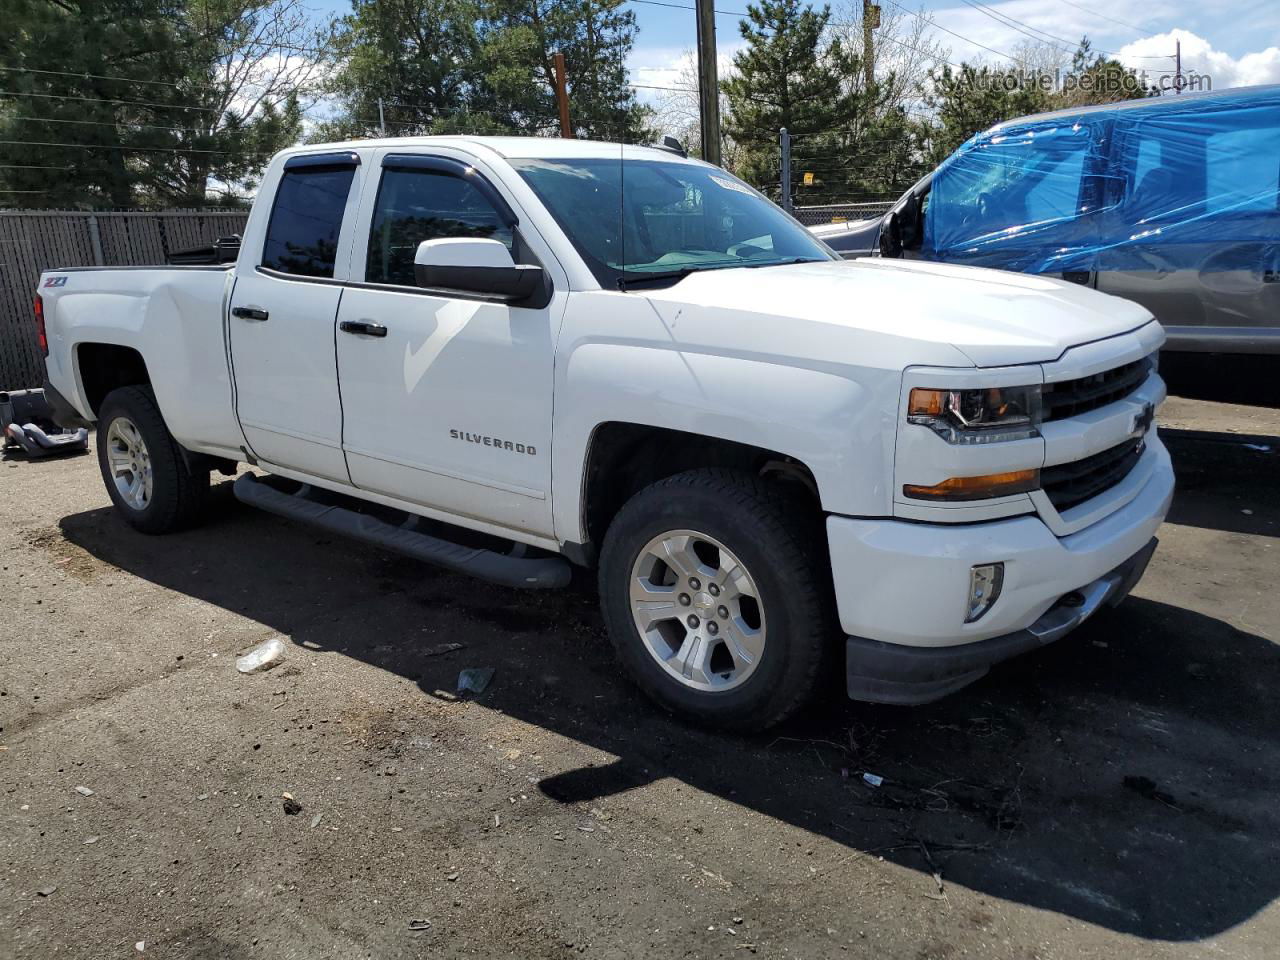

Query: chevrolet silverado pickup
left=37, top=136, right=1174, bottom=730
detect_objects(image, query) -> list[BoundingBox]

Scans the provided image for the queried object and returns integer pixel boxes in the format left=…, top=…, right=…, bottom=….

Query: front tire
left=97, top=386, right=209, bottom=534
left=598, top=469, right=835, bottom=731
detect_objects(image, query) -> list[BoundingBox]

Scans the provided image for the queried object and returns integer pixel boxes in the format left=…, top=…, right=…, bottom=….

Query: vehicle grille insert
left=1042, top=437, right=1145, bottom=512
left=1043, top=357, right=1152, bottom=421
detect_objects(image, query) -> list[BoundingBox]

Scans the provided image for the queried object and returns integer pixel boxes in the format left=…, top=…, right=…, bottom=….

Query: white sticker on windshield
left=709, top=173, right=756, bottom=197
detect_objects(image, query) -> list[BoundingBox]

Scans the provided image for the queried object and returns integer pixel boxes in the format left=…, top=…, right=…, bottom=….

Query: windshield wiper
left=743, top=256, right=828, bottom=268
left=616, top=266, right=711, bottom=290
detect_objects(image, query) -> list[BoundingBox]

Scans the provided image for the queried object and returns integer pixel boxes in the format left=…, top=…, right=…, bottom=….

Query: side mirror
left=899, top=194, right=922, bottom=249
left=413, top=238, right=547, bottom=304
left=879, top=211, right=903, bottom=258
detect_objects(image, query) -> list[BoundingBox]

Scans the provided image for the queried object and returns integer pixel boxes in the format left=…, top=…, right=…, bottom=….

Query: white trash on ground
left=236, top=637, right=287, bottom=674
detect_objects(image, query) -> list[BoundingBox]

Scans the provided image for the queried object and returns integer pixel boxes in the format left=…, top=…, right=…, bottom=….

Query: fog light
left=966, top=563, right=1004, bottom=623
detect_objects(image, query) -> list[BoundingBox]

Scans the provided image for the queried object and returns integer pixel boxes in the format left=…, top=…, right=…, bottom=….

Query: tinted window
left=262, top=165, right=356, bottom=278
left=367, top=169, right=513, bottom=286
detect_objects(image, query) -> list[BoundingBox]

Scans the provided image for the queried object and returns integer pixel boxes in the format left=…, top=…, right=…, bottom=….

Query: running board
left=233, top=474, right=571, bottom=589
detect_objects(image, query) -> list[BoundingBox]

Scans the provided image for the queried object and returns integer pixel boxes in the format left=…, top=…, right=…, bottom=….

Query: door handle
left=340, top=319, right=388, bottom=338
left=232, top=305, right=269, bottom=321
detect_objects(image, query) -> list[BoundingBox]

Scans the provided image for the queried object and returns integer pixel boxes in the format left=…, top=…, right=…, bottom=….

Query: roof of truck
left=278, top=136, right=699, bottom=164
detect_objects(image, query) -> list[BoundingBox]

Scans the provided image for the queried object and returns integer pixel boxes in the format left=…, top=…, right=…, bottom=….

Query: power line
left=957, top=0, right=1081, bottom=57
left=8, top=115, right=206, bottom=134
left=626, top=0, right=750, bottom=18
left=0, top=139, right=271, bottom=157
left=956, top=0, right=1174, bottom=61
left=0, top=163, right=71, bottom=170
left=0, top=65, right=184, bottom=88
left=877, top=30, right=963, bottom=70
left=0, top=88, right=219, bottom=112
left=1052, top=0, right=1153, bottom=35
left=879, top=0, right=1023, bottom=64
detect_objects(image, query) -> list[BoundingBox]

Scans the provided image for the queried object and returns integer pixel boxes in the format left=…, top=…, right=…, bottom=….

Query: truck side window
left=367, top=169, right=514, bottom=286
left=261, top=165, right=357, bottom=278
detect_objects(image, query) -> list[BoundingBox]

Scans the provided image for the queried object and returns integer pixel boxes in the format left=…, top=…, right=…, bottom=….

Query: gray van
left=816, top=85, right=1280, bottom=355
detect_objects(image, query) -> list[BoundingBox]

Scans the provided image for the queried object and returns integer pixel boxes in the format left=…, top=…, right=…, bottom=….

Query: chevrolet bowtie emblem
left=1131, top=402, right=1155, bottom=436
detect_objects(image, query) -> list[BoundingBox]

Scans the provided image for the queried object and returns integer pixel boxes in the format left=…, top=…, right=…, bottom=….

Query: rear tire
left=598, top=468, right=836, bottom=732
left=97, top=386, right=209, bottom=534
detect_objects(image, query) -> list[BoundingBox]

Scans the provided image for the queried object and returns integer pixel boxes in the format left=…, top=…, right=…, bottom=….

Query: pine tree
left=0, top=0, right=324, bottom=208
left=722, top=0, right=871, bottom=202
left=479, top=0, right=649, bottom=140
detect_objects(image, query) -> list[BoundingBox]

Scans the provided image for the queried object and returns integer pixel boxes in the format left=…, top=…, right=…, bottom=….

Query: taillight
left=34, top=293, right=48, bottom=356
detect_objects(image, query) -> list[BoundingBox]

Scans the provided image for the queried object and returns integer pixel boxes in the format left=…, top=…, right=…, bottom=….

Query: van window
left=262, top=165, right=357, bottom=278
left=1022, top=147, right=1087, bottom=224
left=366, top=168, right=514, bottom=286
left=924, top=121, right=1095, bottom=260
left=1205, top=124, right=1280, bottom=214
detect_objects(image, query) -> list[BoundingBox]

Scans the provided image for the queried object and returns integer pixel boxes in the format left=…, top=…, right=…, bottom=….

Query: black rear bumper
left=41, top=380, right=93, bottom=429
left=845, top=537, right=1158, bottom=705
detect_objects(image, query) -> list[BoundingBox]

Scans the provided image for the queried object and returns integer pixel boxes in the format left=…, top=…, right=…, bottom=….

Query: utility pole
left=553, top=53, right=574, bottom=138
left=694, top=0, right=721, bottom=166
left=862, top=1, right=880, bottom=89
left=378, top=97, right=386, bottom=137
left=780, top=128, right=792, bottom=213
left=1174, top=38, right=1182, bottom=94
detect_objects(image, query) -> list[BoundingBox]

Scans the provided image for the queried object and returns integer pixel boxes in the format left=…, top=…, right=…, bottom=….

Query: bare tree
left=151, top=0, right=335, bottom=205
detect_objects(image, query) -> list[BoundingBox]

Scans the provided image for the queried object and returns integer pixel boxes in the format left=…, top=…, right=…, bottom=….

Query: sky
left=309, top=0, right=1280, bottom=107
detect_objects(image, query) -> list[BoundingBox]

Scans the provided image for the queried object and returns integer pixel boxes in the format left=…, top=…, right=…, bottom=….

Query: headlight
left=907, top=384, right=1041, bottom=444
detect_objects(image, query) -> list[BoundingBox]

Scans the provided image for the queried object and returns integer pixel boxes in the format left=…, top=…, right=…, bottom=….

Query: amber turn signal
left=903, top=469, right=1040, bottom=502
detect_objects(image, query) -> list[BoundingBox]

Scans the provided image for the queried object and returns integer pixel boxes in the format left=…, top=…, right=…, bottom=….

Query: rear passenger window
left=262, top=165, right=357, bottom=278
left=1206, top=124, right=1280, bottom=214
left=366, top=169, right=513, bottom=286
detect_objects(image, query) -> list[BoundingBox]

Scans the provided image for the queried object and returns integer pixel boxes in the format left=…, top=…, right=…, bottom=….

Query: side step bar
left=233, top=474, right=571, bottom=589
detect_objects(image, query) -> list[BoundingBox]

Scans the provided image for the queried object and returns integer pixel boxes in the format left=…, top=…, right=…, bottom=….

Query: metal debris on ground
left=457, top=667, right=496, bottom=694
left=236, top=637, right=287, bottom=674
left=74, top=786, right=94, bottom=797
left=408, top=919, right=432, bottom=931
left=424, top=642, right=465, bottom=657
left=862, top=772, right=884, bottom=788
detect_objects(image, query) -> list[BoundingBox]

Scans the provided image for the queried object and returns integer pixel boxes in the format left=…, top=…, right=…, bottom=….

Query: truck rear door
left=228, top=152, right=363, bottom=482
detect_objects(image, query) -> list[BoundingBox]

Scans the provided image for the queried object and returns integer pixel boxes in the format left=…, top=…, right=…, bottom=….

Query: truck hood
left=643, top=258, right=1157, bottom=367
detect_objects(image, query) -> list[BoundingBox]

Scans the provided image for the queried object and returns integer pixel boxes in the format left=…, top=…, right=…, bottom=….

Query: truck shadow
left=1162, top=429, right=1278, bottom=538
left=58, top=489, right=1280, bottom=943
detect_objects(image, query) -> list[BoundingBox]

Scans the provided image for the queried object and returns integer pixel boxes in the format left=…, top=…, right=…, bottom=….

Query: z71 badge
left=42, top=276, right=68, bottom=288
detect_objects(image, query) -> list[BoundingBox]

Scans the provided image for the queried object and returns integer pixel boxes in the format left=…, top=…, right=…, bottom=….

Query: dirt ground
left=2, top=394, right=1278, bottom=960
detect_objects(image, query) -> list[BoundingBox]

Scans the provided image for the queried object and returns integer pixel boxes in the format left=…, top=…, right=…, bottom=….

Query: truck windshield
left=511, top=157, right=834, bottom=287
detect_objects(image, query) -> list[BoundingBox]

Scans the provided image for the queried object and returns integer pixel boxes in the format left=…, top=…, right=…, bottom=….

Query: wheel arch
left=551, top=342, right=897, bottom=553
left=76, top=342, right=151, bottom=418
left=571, top=422, right=822, bottom=564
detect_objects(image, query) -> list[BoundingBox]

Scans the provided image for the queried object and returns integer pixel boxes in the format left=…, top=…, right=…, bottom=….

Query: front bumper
left=844, top=538, right=1156, bottom=704
left=827, top=436, right=1174, bottom=704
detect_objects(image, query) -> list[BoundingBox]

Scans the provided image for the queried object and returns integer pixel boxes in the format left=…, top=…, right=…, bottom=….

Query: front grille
left=1042, top=437, right=1145, bottom=512
left=1043, top=357, right=1152, bottom=421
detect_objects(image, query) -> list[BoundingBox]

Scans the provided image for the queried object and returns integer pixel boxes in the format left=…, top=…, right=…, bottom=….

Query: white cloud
left=1116, top=30, right=1280, bottom=89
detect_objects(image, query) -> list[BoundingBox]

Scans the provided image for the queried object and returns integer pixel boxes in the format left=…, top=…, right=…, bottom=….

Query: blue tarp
left=921, top=86, right=1280, bottom=276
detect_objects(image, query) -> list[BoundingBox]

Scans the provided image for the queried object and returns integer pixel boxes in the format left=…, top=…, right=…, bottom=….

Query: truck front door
left=333, top=152, right=561, bottom=539
left=228, top=153, right=362, bottom=482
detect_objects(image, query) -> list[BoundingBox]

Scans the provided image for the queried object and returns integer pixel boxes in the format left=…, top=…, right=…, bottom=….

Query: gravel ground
left=2, top=395, right=1278, bottom=959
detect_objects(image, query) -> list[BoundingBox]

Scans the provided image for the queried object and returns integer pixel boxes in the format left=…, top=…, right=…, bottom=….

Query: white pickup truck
left=37, top=136, right=1174, bottom=729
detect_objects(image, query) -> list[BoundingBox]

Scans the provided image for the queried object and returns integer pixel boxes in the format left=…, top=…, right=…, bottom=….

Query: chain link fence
left=0, top=209, right=248, bottom=389
left=791, top=201, right=893, bottom=227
